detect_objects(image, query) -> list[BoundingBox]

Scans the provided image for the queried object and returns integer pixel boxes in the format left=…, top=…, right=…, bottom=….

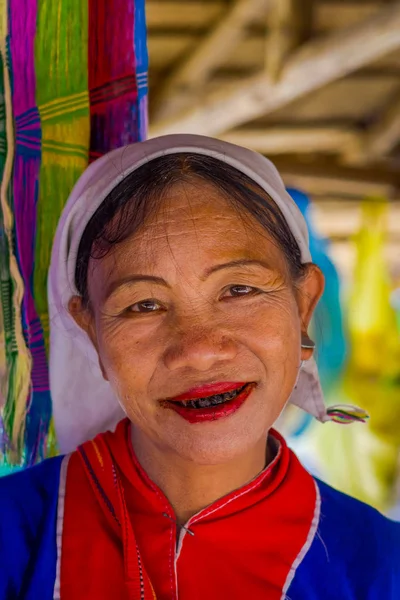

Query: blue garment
left=0, top=457, right=62, bottom=599
left=0, top=456, right=399, bottom=599
left=288, top=480, right=400, bottom=599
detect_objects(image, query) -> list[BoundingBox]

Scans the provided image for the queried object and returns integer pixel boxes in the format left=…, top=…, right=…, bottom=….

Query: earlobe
left=297, top=264, right=324, bottom=361
left=301, top=333, right=316, bottom=361
left=301, top=334, right=315, bottom=350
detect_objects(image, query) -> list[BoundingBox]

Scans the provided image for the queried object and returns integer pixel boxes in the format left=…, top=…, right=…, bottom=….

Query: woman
left=0, top=134, right=399, bottom=600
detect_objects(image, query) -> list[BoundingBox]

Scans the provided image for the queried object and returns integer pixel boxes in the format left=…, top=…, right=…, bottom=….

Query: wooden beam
left=154, top=0, right=272, bottom=121
left=146, top=1, right=382, bottom=33
left=148, top=33, right=400, bottom=75
left=219, top=126, right=360, bottom=155
left=356, top=91, right=400, bottom=163
left=366, top=93, right=400, bottom=158
left=146, top=2, right=223, bottom=31
left=150, top=2, right=400, bottom=137
left=266, top=0, right=313, bottom=81
left=274, top=158, right=400, bottom=199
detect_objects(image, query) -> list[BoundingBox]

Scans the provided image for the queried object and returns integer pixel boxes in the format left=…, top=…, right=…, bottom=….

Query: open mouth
left=170, top=383, right=249, bottom=410
left=161, top=382, right=255, bottom=423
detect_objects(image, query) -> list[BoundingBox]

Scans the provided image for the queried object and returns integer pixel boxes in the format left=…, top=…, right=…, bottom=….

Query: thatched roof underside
left=147, top=0, right=400, bottom=280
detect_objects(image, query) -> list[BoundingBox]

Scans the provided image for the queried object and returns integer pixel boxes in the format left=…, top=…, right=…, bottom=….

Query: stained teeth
left=175, top=384, right=248, bottom=410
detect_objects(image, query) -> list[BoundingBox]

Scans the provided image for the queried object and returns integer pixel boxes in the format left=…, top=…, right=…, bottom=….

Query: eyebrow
left=104, top=259, right=273, bottom=300
left=202, top=259, right=274, bottom=279
left=105, top=275, right=170, bottom=300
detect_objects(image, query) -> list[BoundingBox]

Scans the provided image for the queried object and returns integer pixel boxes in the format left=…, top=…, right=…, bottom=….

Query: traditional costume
left=1, top=136, right=399, bottom=599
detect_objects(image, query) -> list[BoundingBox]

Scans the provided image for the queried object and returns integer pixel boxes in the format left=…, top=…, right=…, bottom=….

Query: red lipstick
left=163, top=382, right=255, bottom=424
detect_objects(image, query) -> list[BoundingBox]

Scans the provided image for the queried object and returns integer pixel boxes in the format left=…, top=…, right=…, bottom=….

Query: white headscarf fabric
left=48, top=134, right=330, bottom=453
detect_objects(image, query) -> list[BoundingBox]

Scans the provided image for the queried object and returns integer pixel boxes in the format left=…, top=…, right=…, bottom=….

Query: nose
left=163, top=324, right=238, bottom=372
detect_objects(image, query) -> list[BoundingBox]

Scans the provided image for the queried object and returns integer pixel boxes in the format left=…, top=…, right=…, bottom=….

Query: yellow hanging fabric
left=314, top=198, right=400, bottom=511
left=348, top=199, right=400, bottom=378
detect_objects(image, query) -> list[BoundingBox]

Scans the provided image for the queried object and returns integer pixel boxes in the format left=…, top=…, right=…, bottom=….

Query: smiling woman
left=69, top=152, right=319, bottom=471
left=0, top=135, right=399, bottom=600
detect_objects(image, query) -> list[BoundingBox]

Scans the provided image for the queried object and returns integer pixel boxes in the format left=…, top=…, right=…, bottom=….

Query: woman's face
left=72, top=179, right=323, bottom=465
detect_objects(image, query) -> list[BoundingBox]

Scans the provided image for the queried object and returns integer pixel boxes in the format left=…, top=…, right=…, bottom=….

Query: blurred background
left=0, top=0, right=399, bottom=516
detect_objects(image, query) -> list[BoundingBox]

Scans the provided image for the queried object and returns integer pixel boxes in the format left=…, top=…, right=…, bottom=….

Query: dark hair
left=75, top=153, right=306, bottom=304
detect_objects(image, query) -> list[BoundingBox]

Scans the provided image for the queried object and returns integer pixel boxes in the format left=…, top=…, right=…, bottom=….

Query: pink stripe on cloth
left=9, top=0, right=51, bottom=464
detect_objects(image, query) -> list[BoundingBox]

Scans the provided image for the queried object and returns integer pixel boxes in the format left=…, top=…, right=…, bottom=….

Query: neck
left=131, top=429, right=271, bottom=526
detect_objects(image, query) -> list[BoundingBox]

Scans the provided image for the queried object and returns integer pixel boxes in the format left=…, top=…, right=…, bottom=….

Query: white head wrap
left=48, top=134, right=358, bottom=454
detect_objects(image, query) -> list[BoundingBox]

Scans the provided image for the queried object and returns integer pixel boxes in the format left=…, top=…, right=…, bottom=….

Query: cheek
left=95, top=319, right=161, bottom=395
left=245, top=295, right=300, bottom=353
left=243, top=297, right=302, bottom=395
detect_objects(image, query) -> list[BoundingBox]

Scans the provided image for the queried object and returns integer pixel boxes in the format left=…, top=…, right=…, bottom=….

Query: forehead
left=139, top=179, right=276, bottom=244
left=90, top=179, right=287, bottom=279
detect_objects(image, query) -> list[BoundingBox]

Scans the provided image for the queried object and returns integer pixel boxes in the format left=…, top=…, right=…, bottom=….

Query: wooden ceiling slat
left=154, top=0, right=272, bottom=120
left=276, top=157, right=400, bottom=198
left=266, top=0, right=313, bottom=81
left=146, top=1, right=383, bottom=32
left=147, top=0, right=400, bottom=197
left=150, top=3, right=400, bottom=137
left=219, top=125, right=360, bottom=155
left=146, top=1, right=225, bottom=31
left=148, top=35, right=400, bottom=74
left=248, top=76, right=400, bottom=124
left=355, top=90, right=400, bottom=161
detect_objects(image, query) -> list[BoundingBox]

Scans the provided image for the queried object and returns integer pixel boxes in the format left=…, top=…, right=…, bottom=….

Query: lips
left=161, top=382, right=255, bottom=424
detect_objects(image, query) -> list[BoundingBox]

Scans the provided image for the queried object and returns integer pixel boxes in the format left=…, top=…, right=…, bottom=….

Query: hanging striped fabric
left=0, top=0, right=148, bottom=470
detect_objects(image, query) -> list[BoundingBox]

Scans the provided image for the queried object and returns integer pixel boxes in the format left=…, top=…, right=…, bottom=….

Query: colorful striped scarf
left=0, top=0, right=148, bottom=469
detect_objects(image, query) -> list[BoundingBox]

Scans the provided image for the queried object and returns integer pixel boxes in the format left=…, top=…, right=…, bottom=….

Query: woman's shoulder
left=316, top=477, right=400, bottom=548
left=0, top=456, right=64, bottom=600
left=0, top=454, right=64, bottom=509
left=288, top=478, right=400, bottom=599
left=313, top=478, right=399, bottom=595
left=0, top=454, right=64, bottom=548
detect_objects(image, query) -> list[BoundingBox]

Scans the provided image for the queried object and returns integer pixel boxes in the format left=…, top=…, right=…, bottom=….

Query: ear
left=68, top=296, right=109, bottom=381
left=295, top=264, right=325, bottom=361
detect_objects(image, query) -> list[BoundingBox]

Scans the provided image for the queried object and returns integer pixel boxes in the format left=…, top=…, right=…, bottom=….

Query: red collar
left=61, top=418, right=318, bottom=600
left=109, top=419, right=289, bottom=525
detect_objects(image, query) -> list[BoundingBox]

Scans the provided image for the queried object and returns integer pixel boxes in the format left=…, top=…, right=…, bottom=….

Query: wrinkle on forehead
left=139, top=180, right=265, bottom=241
left=88, top=179, right=288, bottom=292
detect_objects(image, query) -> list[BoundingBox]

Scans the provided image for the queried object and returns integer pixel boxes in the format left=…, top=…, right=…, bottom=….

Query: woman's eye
left=224, top=285, right=259, bottom=298
left=129, top=299, right=163, bottom=313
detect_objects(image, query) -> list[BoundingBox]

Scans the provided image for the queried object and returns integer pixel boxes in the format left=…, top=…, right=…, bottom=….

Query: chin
left=165, top=413, right=270, bottom=466
left=174, top=436, right=253, bottom=466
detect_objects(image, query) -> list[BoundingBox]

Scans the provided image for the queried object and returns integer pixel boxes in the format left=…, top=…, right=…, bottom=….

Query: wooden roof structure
left=146, top=0, right=400, bottom=279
